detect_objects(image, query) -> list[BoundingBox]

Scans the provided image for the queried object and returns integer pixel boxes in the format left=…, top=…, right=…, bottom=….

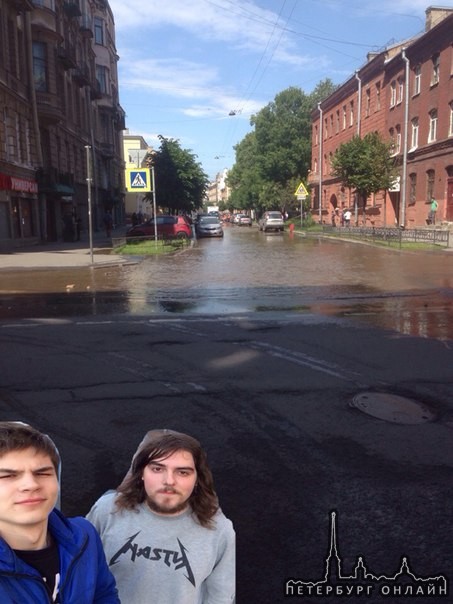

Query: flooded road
left=1, top=225, right=453, bottom=340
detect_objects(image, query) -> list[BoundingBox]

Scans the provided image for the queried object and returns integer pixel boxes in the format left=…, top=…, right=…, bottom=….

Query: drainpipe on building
left=25, top=12, right=46, bottom=240
left=318, top=102, right=323, bottom=224
left=401, top=48, right=410, bottom=228
left=354, top=71, right=362, bottom=225
left=355, top=70, right=362, bottom=138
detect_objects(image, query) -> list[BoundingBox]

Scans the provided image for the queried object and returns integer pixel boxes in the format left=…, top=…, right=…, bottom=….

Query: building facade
left=206, top=168, right=230, bottom=207
left=0, top=0, right=125, bottom=248
left=121, top=131, right=153, bottom=220
left=308, top=6, right=453, bottom=228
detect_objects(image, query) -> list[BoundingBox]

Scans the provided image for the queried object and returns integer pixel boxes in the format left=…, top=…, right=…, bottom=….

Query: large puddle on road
left=1, top=230, right=453, bottom=341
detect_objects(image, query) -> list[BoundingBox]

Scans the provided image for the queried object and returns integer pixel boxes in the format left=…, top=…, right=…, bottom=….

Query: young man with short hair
left=87, top=429, right=235, bottom=604
left=0, top=421, right=119, bottom=603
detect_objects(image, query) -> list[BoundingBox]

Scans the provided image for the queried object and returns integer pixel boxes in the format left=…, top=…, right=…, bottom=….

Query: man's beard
left=146, top=494, right=190, bottom=515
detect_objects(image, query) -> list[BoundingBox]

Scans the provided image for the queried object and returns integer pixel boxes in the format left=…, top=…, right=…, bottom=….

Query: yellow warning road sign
left=125, top=168, right=152, bottom=192
left=294, top=182, right=309, bottom=197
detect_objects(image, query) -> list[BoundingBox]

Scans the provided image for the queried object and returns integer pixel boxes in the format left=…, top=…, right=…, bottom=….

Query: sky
left=108, top=0, right=444, bottom=180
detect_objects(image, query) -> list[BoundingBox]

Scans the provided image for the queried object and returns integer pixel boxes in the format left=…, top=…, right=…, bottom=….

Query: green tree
left=228, top=79, right=338, bottom=216
left=331, top=132, right=398, bottom=208
left=146, top=136, right=208, bottom=214
left=227, top=132, right=261, bottom=211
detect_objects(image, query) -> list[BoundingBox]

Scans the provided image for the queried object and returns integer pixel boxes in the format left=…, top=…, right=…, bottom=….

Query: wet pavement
left=1, top=225, right=453, bottom=340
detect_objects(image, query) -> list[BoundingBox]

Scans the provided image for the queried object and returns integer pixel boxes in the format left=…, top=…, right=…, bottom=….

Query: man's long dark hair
left=115, top=430, right=219, bottom=528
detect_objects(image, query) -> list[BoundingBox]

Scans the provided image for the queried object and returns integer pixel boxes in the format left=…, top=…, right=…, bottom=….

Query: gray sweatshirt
left=87, top=492, right=235, bottom=604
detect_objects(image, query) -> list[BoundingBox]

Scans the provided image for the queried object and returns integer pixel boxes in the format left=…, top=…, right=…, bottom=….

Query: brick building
left=308, top=6, right=453, bottom=228
left=0, top=0, right=125, bottom=247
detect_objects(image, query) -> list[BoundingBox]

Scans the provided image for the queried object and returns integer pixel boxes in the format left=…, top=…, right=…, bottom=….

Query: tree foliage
left=146, top=136, right=208, bottom=214
left=331, top=132, right=398, bottom=205
left=227, top=79, right=337, bottom=216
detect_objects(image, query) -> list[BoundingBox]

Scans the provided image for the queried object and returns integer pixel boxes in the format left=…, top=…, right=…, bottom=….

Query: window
left=409, top=173, right=417, bottom=205
left=94, top=17, right=104, bottom=45
left=426, top=169, right=435, bottom=200
left=314, top=125, right=318, bottom=145
left=410, top=117, right=419, bottom=149
left=390, top=80, right=396, bottom=107
left=395, top=125, right=401, bottom=154
left=349, top=100, right=354, bottom=126
left=329, top=114, right=334, bottom=137
left=413, top=65, right=421, bottom=95
left=389, top=127, right=396, bottom=155
left=324, top=117, right=328, bottom=139
left=431, top=53, right=440, bottom=86
left=336, top=110, right=340, bottom=134
left=342, top=105, right=346, bottom=129
left=32, top=42, right=47, bottom=91
left=375, top=82, right=381, bottom=111
left=428, top=109, right=437, bottom=143
left=96, top=64, right=108, bottom=94
left=313, top=158, right=318, bottom=173
left=365, top=89, right=371, bottom=117
left=397, top=77, right=404, bottom=104
left=449, top=102, right=453, bottom=137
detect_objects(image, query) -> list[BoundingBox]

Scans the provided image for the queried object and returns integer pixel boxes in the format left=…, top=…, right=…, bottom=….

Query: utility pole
left=85, top=145, right=94, bottom=264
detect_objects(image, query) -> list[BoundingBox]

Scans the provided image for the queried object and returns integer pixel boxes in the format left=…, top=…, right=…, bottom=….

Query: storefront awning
left=40, top=183, right=75, bottom=196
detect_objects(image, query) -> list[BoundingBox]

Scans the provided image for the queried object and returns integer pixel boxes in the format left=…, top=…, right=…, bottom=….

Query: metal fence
left=322, top=226, right=450, bottom=248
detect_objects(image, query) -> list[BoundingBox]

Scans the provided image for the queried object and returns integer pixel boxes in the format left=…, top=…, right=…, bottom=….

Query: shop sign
left=0, top=172, right=38, bottom=194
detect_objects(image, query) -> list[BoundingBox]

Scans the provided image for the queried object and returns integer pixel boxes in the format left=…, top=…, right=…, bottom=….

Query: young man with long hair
left=87, top=429, right=235, bottom=603
left=0, top=421, right=119, bottom=603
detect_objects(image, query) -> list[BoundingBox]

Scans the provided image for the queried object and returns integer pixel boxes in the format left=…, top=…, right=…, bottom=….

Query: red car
left=126, top=215, right=192, bottom=239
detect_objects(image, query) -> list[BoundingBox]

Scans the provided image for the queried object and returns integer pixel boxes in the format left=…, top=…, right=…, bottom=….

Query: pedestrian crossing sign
left=294, top=182, right=309, bottom=197
left=125, top=168, right=152, bottom=192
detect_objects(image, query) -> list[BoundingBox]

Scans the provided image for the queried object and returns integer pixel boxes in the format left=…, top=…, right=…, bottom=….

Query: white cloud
left=110, top=0, right=309, bottom=67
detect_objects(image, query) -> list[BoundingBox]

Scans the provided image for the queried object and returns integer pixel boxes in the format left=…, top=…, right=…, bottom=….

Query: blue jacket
left=0, top=509, right=120, bottom=603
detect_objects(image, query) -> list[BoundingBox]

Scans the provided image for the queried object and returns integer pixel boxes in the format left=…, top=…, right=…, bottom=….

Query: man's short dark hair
left=0, top=421, right=60, bottom=473
left=115, top=429, right=219, bottom=528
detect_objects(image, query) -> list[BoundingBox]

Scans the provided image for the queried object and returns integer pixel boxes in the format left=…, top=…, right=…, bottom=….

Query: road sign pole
left=151, top=167, right=157, bottom=243
left=297, top=194, right=307, bottom=226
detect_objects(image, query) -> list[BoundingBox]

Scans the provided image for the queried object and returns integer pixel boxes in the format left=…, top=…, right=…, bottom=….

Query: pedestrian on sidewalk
left=343, top=209, right=352, bottom=226
left=428, top=197, right=438, bottom=225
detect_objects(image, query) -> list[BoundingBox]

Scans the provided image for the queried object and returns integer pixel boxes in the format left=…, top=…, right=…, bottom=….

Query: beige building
left=206, top=168, right=230, bottom=207
left=0, top=0, right=125, bottom=247
left=122, top=131, right=153, bottom=220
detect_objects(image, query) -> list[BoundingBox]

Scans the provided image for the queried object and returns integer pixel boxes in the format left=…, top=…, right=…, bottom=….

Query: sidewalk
left=0, top=227, right=133, bottom=271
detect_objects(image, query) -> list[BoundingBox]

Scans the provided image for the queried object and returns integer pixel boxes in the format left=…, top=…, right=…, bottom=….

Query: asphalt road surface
left=1, top=310, right=452, bottom=603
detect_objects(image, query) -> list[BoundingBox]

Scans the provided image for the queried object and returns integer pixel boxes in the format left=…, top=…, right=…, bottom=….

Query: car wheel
left=176, top=231, right=189, bottom=239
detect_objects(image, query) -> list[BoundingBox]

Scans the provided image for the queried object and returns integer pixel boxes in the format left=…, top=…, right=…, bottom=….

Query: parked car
left=126, top=215, right=192, bottom=239
left=259, top=211, right=284, bottom=232
left=195, top=216, right=224, bottom=238
left=238, top=215, right=252, bottom=227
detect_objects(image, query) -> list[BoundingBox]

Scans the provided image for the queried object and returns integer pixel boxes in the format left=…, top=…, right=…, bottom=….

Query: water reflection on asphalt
left=1, top=226, right=453, bottom=341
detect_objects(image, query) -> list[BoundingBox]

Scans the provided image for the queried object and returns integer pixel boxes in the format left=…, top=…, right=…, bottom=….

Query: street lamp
left=85, top=145, right=94, bottom=265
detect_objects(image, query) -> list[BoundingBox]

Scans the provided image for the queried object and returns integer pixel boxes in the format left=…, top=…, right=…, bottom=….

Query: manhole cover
left=350, top=392, right=436, bottom=424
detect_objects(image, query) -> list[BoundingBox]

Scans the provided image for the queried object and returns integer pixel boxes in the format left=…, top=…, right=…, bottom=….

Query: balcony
left=115, top=107, right=126, bottom=131
left=13, top=0, right=34, bottom=9
left=57, top=45, right=76, bottom=70
left=63, top=0, right=81, bottom=18
left=90, top=80, right=103, bottom=100
left=36, top=91, right=63, bottom=125
left=79, top=14, right=93, bottom=37
left=98, top=142, right=115, bottom=159
left=72, top=63, right=90, bottom=87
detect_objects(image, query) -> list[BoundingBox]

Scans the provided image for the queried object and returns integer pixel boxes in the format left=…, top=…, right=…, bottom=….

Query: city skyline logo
left=285, top=511, right=448, bottom=599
